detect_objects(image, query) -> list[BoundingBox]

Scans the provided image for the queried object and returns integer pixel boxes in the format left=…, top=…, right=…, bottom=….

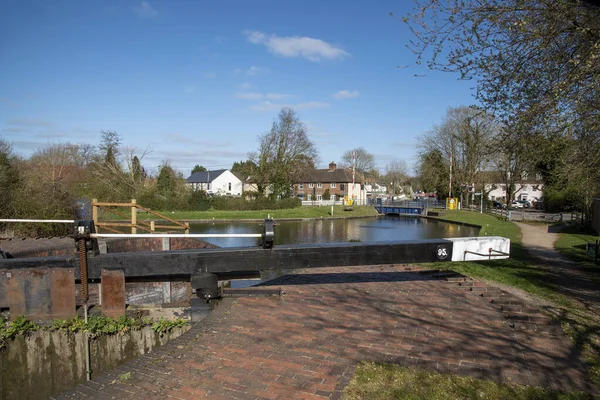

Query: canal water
left=189, top=215, right=479, bottom=248
left=189, top=215, right=479, bottom=287
left=189, top=215, right=478, bottom=287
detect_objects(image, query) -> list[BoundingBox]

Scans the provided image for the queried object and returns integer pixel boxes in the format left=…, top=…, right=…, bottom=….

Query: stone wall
left=0, top=325, right=189, bottom=400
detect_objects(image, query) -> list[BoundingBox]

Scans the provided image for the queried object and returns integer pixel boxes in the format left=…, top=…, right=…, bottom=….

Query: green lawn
left=342, top=362, right=591, bottom=400
left=341, top=211, right=600, bottom=394
left=135, top=205, right=379, bottom=221
left=555, top=225, right=599, bottom=266
left=422, top=211, right=574, bottom=307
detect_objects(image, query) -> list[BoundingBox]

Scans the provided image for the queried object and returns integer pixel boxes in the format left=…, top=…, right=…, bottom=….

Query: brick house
left=292, top=162, right=356, bottom=201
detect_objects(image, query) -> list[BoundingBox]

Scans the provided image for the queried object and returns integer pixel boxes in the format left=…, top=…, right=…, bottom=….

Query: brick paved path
left=54, top=265, right=596, bottom=399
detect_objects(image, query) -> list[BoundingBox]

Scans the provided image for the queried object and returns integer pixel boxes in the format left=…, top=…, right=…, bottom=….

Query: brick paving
left=53, top=265, right=596, bottom=399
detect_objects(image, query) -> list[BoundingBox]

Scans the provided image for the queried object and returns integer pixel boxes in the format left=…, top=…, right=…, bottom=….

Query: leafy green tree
left=231, top=160, right=256, bottom=180
left=157, top=162, right=177, bottom=196
left=191, top=164, right=207, bottom=174
left=416, top=149, right=448, bottom=197
left=100, top=130, right=121, bottom=168
left=0, top=139, right=21, bottom=219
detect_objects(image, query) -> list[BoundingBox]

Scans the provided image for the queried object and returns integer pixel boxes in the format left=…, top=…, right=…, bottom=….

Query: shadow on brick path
left=53, top=265, right=598, bottom=399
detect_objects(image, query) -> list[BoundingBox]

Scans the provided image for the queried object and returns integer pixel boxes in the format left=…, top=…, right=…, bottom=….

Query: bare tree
left=341, top=147, right=375, bottom=182
left=418, top=106, right=497, bottom=201
left=385, top=160, right=409, bottom=195
left=249, top=108, right=318, bottom=198
left=401, top=0, right=600, bottom=212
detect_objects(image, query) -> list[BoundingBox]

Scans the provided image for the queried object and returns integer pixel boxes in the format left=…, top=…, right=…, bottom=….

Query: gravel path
left=515, top=222, right=600, bottom=315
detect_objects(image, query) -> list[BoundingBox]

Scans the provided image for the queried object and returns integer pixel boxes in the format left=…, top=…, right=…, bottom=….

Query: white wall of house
left=485, top=182, right=544, bottom=201
left=347, top=183, right=367, bottom=204
left=210, top=170, right=242, bottom=196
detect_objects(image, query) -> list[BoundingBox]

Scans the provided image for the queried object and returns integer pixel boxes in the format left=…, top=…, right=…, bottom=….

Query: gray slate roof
left=186, top=169, right=227, bottom=183
left=306, top=168, right=353, bottom=183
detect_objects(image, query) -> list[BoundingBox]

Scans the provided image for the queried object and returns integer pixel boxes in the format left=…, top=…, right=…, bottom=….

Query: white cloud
left=265, top=93, right=292, bottom=100
left=234, top=66, right=270, bottom=76
left=133, top=1, right=158, bottom=18
left=236, top=92, right=293, bottom=100
left=239, top=82, right=253, bottom=90
left=236, top=92, right=264, bottom=100
left=203, top=71, right=217, bottom=79
left=333, top=90, right=360, bottom=99
left=7, top=118, right=55, bottom=127
left=243, top=30, right=349, bottom=62
left=249, top=101, right=330, bottom=112
left=246, top=66, right=269, bottom=76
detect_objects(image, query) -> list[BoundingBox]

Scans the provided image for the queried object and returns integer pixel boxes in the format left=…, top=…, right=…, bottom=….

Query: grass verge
left=422, top=211, right=573, bottom=307
left=426, top=211, right=600, bottom=385
left=99, top=205, right=379, bottom=222
left=148, top=205, right=378, bottom=221
left=342, top=362, right=592, bottom=400
left=554, top=225, right=599, bottom=267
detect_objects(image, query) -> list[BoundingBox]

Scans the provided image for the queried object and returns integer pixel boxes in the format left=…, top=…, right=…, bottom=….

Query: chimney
left=328, top=161, right=336, bottom=172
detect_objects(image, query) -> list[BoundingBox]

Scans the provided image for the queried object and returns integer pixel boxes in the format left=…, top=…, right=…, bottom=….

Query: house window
left=298, top=184, right=304, bottom=189
left=316, top=195, right=322, bottom=201
left=309, top=183, right=314, bottom=188
left=331, top=195, right=336, bottom=201
left=228, top=183, right=231, bottom=191
left=330, top=183, right=336, bottom=188
left=297, top=194, right=304, bottom=199
left=317, top=183, right=322, bottom=188
left=307, top=194, right=312, bottom=200
left=340, top=184, right=345, bottom=190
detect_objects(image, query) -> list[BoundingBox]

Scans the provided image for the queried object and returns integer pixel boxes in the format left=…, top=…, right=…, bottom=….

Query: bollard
left=190, top=272, right=220, bottom=322
left=262, top=218, right=274, bottom=249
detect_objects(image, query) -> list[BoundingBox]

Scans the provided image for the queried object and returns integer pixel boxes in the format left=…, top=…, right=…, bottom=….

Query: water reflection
left=189, top=215, right=479, bottom=248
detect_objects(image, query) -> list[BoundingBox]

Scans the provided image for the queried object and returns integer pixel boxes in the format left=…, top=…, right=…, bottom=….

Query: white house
left=484, top=172, right=544, bottom=202
left=186, top=169, right=243, bottom=196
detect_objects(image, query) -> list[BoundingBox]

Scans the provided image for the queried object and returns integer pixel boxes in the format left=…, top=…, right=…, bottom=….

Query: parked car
left=510, top=200, right=524, bottom=208
left=492, top=200, right=506, bottom=209
left=517, top=200, right=531, bottom=208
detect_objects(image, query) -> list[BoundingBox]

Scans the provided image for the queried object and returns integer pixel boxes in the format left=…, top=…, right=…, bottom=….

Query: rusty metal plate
left=7, top=269, right=51, bottom=321
left=101, top=269, right=125, bottom=318
left=50, top=268, right=76, bottom=319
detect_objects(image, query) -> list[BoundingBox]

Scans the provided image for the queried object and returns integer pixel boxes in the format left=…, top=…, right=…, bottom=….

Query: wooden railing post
left=150, top=220, right=155, bottom=233
left=131, top=199, right=137, bottom=234
left=185, top=222, right=190, bottom=235
left=92, top=199, right=98, bottom=227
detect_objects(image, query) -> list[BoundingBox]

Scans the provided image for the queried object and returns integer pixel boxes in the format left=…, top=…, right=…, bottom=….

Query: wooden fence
left=92, top=199, right=189, bottom=234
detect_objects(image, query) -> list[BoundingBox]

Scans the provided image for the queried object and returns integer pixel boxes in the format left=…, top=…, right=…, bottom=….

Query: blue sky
left=0, top=0, right=476, bottom=176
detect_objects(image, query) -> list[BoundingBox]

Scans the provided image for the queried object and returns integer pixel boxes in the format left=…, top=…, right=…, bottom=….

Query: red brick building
left=292, top=162, right=354, bottom=201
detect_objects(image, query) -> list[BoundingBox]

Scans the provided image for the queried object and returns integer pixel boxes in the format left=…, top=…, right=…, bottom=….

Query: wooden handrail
left=135, top=204, right=188, bottom=229
left=92, top=199, right=189, bottom=234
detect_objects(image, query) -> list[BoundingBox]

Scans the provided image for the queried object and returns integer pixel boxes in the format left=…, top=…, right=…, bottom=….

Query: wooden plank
left=50, top=268, right=76, bottom=319
left=101, top=269, right=126, bottom=318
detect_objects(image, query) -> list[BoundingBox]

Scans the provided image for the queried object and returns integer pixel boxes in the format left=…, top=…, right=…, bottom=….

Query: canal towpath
left=53, top=262, right=596, bottom=399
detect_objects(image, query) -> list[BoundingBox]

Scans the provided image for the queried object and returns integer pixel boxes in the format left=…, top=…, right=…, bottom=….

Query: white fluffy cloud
left=236, top=92, right=293, bottom=100
left=243, top=30, right=349, bottom=62
left=234, top=66, right=270, bottom=76
left=133, top=1, right=158, bottom=18
left=333, top=90, right=360, bottom=99
left=249, top=101, right=330, bottom=112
